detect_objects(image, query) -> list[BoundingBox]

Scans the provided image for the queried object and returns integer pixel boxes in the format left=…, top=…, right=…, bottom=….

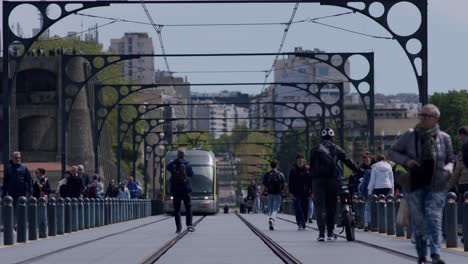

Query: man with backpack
left=262, top=159, right=286, bottom=231
left=166, top=149, right=194, bottom=234
left=310, top=128, right=362, bottom=241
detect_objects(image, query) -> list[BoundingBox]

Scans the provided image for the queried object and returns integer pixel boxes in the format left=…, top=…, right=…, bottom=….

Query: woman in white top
left=368, top=154, right=394, bottom=196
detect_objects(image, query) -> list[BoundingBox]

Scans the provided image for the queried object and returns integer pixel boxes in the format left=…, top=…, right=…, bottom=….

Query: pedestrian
left=367, top=154, right=394, bottom=196
left=167, top=148, right=195, bottom=234
left=388, top=104, right=454, bottom=264
left=85, top=174, right=99, bottom=199
left=310, top=128, right=362, bottom=241
left=127, top=176, right=140, bottom=199
left=450, top=126, right=468, bottom=197
left=288, top=153, right=311, bottom=230
left=96, top=175, right=105, bottom=199
left=58, top=171, right=73, bottom=198
left=253, top=183, right=261, bottom=213
left=105, top=179, right=119, bottom=198
left=262, top=159, right=286, bottom=231
left=117, top=181, right=130, bottom=199
left=32, top=168, right=51, bottom=199
left=77, top=165, right=91, bottom=189
left=65, top=168, right=85, bottom=198
left=247, top=180, right=257, bottom=214
left=2, top=151, right=33, bottom=225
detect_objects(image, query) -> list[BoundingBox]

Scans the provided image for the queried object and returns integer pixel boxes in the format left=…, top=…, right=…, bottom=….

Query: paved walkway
left=0, top=213, right=466, bottom=264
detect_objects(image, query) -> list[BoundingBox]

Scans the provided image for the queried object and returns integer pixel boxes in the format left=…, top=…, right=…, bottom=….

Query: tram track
left=236, top=213, right=302, bottom=264
left=276, top=216, right=419, bottom=263
left=15, top=216, right=173, bottom=264
left=140, top=216, right=206, bottom=264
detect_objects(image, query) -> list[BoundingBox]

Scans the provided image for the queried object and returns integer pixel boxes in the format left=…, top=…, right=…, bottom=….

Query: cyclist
left=310, top=128, right=362, bottom=241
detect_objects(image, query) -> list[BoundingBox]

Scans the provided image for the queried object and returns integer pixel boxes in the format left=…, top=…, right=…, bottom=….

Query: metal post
left=95, top=198, right=101, bottom=227
left=90, top=198, right=95, bottom=228
left=357, top=197, right=365, bottom=229
left=38, top=197, right=48, bottom=239
left=100, top=199, right=105, bottom=226
left=71, top=198, right=78, bottom=232
left=48, top=197, right=57, bottom=236
left=2, top=7, right=11, bottom=179
left=57, top=198, right=65, bottom=235
left=117, top=106, right=122, bottom=183
left=132, top=126, right=137, bottom=181
left=17, top=197, right=27, bottom=243
left=144, top=141, right=148, bottom=199
left=370, top=194, right=378, bottom=232
left=463, top=191, right=468, bottom=252
left=395, top=194, right=405, bottom=237
left=28, top=197, right=38, bottom=241
left=64, top=198, right=71, bottom=233
left=386, top=194, right=395, bottom=235
left=378, top=194, right=386, bottom=233
left=84, top=198, right=90, bottom=229
left=78, top=198, right=84, bottom=230
left=445, top=192, right=458, bottom=248
left=104, top=199, right=109, bottom=225
left=3, top=196, right=14, bottom=245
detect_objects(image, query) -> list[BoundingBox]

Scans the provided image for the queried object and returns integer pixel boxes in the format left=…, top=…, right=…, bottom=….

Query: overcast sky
left=2, top=0, right=468, bottom=96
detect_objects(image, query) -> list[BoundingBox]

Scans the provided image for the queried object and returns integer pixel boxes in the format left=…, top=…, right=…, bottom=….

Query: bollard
left=71, top=198, right=78, bottom=232
left=48, top=197, right=57, bottom=236
left=78, top=198, right=84, bottom=230
left=84, top=198, right=90, bottom=229
left=3, top=196, right=14, bottom=245
left=463, top=191, right=468, bottom=252
left=395, top=194, right=405, bottom=237
left=445, top=192, right=458, bottom=248
left=38, top=197, right=48, bottom=239
left=104, top=199, right=109, bottom=225
left=100, top=199, right=105, bottom=226
left=377, top=194, right=387, bottom=233
left=57, top=198, right=65, bottom=235
left=89, top=198, right=95, bottom=228
left=386, top=194, right=395, bottom=235
left=357, top=197, right=365, bottom=229
left=370, top=194, right=378, bottom=232
left=95, top=198, right=100, bottom=227
left=28, top=197, right=38, bottom=240
left=17, top=196, right=28, bottom=243
left=64, top=197, right=72, bottom=233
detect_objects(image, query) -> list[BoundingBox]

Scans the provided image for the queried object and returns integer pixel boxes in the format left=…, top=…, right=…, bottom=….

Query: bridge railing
left=0, top=196, right=152, bottom=246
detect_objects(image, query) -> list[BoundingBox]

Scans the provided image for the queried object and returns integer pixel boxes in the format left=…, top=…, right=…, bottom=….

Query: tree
left=430, top=90, right=468, bottom=150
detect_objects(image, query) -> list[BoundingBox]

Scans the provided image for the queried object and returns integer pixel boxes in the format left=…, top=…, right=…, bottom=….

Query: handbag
left=396, top=198, right=409, bottom=227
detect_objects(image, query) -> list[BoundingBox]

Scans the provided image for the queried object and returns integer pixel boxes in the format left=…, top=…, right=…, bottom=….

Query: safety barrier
left=1, top=196, right=152, bottom=246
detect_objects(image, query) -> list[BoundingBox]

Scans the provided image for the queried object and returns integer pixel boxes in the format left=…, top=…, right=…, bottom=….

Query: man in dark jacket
left=166, top=148, right=194, bottom=234
left=310, top=128, right=362, bottom=242
left=2, top=151, right=32, bottom=201
left=288, top=153, right=311, bottom=230
left=65, top=170, right=85, bottom=198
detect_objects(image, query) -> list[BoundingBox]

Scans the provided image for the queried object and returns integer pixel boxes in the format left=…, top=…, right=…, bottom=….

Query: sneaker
left=269, top=218, right=274, bottom=230
left=411, top=234, right=416, bottom=244
left=302, top=223, right=306, bottom=230
left=327, top=234, right=337, bottom=241
left=308, top=218, right=313, bottom=224
left=317, top=235, right=325, bottom=242
left=417, top=257, right=427, bottom=264
left=431, top=254, right=445, bottom=264
left=188, top=226, right=195, bottom=232
left=297, top=225, right=302, bottom=231
left=175, top=229, right=182, bottom=234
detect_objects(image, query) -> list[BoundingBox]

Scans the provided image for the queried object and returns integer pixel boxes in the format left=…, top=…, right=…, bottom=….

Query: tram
left=162, top=149, right=219, bottom=214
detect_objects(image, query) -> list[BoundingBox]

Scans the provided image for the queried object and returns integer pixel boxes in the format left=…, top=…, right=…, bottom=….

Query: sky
left=2, top=0, right=468, bottom=96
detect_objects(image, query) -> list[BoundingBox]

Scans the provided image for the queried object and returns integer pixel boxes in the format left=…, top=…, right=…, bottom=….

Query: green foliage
left=430, top=90, right=468, bottom=150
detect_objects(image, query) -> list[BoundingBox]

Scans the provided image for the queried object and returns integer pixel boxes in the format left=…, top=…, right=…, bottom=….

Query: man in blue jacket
left=166, top=149, right=194, bottom=234
left=2, top=151, right=32, bottom=200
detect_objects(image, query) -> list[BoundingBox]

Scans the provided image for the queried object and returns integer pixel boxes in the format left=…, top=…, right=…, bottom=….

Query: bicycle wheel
left=343, top=211, right=355, bottom=241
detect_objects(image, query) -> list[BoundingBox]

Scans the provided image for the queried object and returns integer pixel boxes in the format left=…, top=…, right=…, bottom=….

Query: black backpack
left=171, top=162, right=187, bottom=186
left=310, top=143, right=338, bottom=179
left=267, top=170, right=283, bottom=194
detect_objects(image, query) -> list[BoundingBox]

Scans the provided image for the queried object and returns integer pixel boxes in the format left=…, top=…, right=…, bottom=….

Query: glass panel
left=165, top=166, right=214, bottom=194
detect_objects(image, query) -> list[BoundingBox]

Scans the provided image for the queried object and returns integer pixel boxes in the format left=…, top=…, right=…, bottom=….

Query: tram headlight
left=204, top=196, right=209, bottom=200
left=170, top=196, right=173, bottom=200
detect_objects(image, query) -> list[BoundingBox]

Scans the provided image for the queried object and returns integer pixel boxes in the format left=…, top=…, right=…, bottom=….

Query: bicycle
left=338, top=182, right=355, bottom=241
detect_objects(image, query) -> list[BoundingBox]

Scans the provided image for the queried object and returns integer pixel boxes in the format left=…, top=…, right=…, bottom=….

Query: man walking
left=2, top=151, right=32, bottom=201
left=388, top=104, right=454, bottom=264
left=167, top=149, right=194, bottom=234
left=262, top=159, right=286, bottom=231
left=289, top=153, right=311, bottom=230
left=310, top=128, right=362, bottom=241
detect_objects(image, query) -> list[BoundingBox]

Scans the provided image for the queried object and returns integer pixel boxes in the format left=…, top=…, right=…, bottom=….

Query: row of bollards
left=1, top=196, right=152, bottom=246
left=352, top=191, right=468, bottom=251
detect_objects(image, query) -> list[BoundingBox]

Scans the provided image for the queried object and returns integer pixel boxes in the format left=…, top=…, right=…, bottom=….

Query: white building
left=110, top=32, right=155, bottom=84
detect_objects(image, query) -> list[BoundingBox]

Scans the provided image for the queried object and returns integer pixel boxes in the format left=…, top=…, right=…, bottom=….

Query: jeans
left=173, top=193, right=193, bottom=231
left=364, top=198, right=372, bottom=226
left=313, top=180, right=338, bottom=236
left=253, top=196, right=261, bottom=213
left=406, top=188, right=445, bottom=258
left=308, top=197, right=314, bottom=220
left=293, top=194, right=308, bottom=226
left=267, top=194, right=282, bottom=220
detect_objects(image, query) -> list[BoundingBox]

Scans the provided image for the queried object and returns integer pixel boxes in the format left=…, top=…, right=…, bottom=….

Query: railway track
left=140, top=216, right=206, bottom=264
left=236, top=213, right=302, bottom=264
